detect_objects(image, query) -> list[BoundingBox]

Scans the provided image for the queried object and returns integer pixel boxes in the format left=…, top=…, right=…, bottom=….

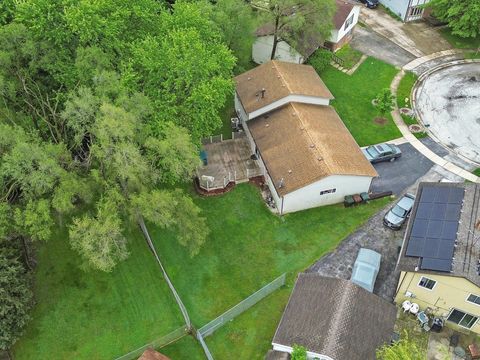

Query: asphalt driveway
left=370, top=142, right=433, bottom=195
left=351, top=26, right=416, bottom=68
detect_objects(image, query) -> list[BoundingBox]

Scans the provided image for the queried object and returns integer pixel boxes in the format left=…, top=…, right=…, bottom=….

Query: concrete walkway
left=390, top=70, right=479, bottom=183
left=403, top=49, right=464, bottom=71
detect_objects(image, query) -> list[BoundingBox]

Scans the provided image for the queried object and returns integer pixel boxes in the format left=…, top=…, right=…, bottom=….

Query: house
left=252, top=0, right=360, bottom=64
left=234, top=61, right=377, bottom=214
left=380, top=0, right=431, bottom=22
left=270, top=274, right=397, bottom=360
left=395, top=182, right=480, bottom=334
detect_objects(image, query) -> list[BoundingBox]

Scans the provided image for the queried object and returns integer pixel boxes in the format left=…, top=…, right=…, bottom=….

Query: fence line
left=198, top=273, right=286, bottom=337
left=114, top=326, right=187, bottom=360
left=196, top=332, right=214, bottom=360
left=138, top=218, right=191, bottom=329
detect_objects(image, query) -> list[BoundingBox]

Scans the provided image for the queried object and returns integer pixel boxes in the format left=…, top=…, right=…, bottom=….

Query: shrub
left=291, top=344, right=307, bottom=360
left=308, top=49, right=333, bottom=73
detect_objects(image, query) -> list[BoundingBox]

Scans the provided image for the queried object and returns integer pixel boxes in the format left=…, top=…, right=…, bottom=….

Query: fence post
left=232, top=131, right=234, bottom=139
left=220, top=133, right=223, bottom=142
left=234, top=170, right=237, bottom=182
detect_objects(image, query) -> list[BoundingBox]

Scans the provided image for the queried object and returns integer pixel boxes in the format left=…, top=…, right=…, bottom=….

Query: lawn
left=473, top=168, right=480, bottom=177
left=441, top=28, right=480, bottom=49
left=318, top=58, right=402, bottom=146
left=335, top=44, right=363, bottom=70
left=12, top=224, right=185, bottom=360
left=396, top=71, right=427, bottom=139
left=150, top=183, right=390, bottom=358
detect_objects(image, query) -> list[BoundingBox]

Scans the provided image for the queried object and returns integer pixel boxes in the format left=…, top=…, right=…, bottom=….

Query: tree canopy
left=253, top=0, right=336, bottom=60
left=0, top=0, right=236, bottom=272
left=428, top=0, right=480, bottom=38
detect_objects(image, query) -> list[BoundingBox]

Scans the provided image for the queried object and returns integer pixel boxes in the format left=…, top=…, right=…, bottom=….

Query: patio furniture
left=454, top=346, right=466, bottom=358
left=417, top=311, right=429, bottom=326
left=401, top=300, right=412, bottom=312
left=468, top=343, right=480, bottom=360
left=409, top=303, right=419, bottom=315
left=431, top=317, right=444, bottom=333
left=450, top=333, right=460, bottom=348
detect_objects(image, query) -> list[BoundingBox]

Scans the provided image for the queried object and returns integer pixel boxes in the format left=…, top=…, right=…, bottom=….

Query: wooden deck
left=197, top=136, right=262, bottom=190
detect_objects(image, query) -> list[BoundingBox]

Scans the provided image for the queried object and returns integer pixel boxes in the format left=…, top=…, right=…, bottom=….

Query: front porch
left=196, top=133, right=262, bottom=191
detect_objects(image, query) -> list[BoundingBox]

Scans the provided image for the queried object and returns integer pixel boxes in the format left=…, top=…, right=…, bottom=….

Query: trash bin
left=360, top=192, right=370, bottom=202
left=344, top=195, right=355, bottom=207
left=200, top=150, right=208, bottom=166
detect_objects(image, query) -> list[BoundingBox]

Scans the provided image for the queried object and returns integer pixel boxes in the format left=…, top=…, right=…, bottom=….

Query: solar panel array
left=405, top=185, right=465, bottom=272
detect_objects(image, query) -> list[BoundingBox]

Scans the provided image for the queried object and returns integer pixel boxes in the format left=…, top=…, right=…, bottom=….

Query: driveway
left=370, top=142, right=433, bottom=195
left=351, top=26, right=416, bottom=67
left=308, top=168, right=446, bottom=302
left=360, top=7, right=452, bottom=57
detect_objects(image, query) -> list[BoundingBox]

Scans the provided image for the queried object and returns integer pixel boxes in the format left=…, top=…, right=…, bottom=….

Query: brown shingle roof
left=334, top=0, right=355, bottom=29
left=273, top=274, right=396, bottom=360
left=234, top=61, right=333, bottom=115
left=247, top=102, right=377, bottom=196
left=138, top=348, right=171, bottom=360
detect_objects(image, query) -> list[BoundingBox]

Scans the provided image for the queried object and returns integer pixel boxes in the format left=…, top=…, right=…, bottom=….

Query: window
left=320, top=188, right=336, bottom=195
left=448, top=309, right=478, bottom=329
left=467, top=294, right=480, bottom=306
left=418, top=277, right=436, bottom=290
left=344, top=15, right=355, bottom=31
left=409, top=6, right=423, bottom=17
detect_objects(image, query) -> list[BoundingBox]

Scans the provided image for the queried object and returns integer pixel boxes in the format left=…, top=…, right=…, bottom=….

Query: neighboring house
left=395, top=182, right=480, bottom=334
left=252, top=0, right=360, bottom=64
left=270, top=274, right=397, bottom=360
left=234, top=61, right=377, bottom=214
left=380, top=0, right=431, bottom=22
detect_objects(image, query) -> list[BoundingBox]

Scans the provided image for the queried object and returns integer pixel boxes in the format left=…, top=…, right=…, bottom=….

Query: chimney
left=261, top=88, right=266, bottom=98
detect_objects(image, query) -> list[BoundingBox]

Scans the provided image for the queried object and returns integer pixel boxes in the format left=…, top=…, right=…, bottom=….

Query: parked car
left=362, top=143, right=402, bottom=163
left=383, top=193, right=415, bottom=230
left=350, top=248, right=381, bottom=293
left=358, top=0, right=379, bottom=8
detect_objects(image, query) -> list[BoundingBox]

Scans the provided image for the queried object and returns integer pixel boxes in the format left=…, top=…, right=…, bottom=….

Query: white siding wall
left=281, top=174, right=373, bottom=214
left=248, top=94, right=330, bottom=120
left=234, top=92, right=248, bottom=123
left=329, top=6, right=360, bottom=44
left=252, top=36, right=304, bottom=65
left=380, top=0, right=408, bottom=20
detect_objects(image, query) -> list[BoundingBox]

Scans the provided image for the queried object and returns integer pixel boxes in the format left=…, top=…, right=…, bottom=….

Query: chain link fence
left=198, top=273, right=286, bottom=337
left=114, top=326, right=188, bottom=360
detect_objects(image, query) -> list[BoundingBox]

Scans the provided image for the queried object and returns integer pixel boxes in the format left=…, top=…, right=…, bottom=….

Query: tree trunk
left=270, top=14, right=280, bottom=60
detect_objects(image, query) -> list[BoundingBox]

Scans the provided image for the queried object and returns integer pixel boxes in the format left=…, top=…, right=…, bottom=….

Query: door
left=447, top=309, right=478, bottom=329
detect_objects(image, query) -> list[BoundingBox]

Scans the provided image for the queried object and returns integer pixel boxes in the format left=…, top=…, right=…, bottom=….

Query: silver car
left=383, top=194, right=415, bottom=230
left=362, top=143, right=402, bottom=163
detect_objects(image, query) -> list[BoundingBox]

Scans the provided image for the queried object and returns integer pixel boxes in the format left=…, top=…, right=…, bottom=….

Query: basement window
left=320, top=188, right=336, bottom=195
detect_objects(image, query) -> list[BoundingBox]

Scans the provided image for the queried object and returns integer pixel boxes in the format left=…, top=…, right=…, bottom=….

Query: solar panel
left=421, top=257, right=452, bottom=272
left=405, top=184, right=465, bottom=272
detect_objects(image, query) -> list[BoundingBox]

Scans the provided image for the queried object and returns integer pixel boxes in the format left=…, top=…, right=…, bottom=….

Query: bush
left=308, top=49, right=333, bottom=73
left=291, top=344, right=307, bottom=360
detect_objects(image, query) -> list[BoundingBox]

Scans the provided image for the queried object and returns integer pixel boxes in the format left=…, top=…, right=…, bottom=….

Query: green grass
left=335, top=44, right=363, bottom=70
left=318, top=58, right=402, bottom=146
left=161, top=335, right=205, bottom=359
left=473, top=168, right=480, bottom=177
left=441, top=28, right=480, bottom=49
left=215, top=93, right=235, bottom=140
left=150, top=183, right=390, bottom=357
left=464, top=51, right=480, bottom=59
left=13, top=225, right=184, bottom=360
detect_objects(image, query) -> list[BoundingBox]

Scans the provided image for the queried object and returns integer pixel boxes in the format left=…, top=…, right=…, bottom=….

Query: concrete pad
left=351, top=26, right=416, bottom=67
left=414, top=62, right=480, bottom=164
left=359, top=7, right=452, bottom=57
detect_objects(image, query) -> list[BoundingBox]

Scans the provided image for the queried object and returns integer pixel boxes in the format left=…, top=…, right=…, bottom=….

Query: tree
left=291, top=344, right=307, bottom=360
left=209, top=0, right=258, bottom=72
left=375, top=88, right=395, bottom=117
left=427, top=0, right=480, bottom=38
left=376, top=332, right=424, bottom=360
left=0, top=245, right=33, bottom=351
left=253, top=0, right=336, bottom=60
left=125, top=1, right=236, bottom=142
left=308, top=48, right=333, bottom=73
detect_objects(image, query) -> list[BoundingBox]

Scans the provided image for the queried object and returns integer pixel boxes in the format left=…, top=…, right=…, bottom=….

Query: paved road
left=351, top=27, right=416, bottom=68
left=370, top=142, right=433, bottom=195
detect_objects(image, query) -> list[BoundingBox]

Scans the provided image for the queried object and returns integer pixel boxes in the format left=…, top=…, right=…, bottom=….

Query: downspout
left=394, top=271, right=407, bottom=299
left=281, top=196, right=284, bottom=215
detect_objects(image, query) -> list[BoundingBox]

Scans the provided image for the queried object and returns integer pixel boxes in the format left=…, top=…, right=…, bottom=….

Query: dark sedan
left=358, top=0, right=379, bottom=8
left=362, top=143, right=402, bottom=163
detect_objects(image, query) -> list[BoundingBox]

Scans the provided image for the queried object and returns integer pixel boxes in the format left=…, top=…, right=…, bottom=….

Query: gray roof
left=397, top=182, right=480, bottom=287
left=272, top=274, right=396, bottom=360
left=265, top=350, right=290, bottom=360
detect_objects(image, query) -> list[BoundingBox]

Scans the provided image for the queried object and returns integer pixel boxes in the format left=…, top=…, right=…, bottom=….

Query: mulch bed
left=374, top=117, right=388, bottom=125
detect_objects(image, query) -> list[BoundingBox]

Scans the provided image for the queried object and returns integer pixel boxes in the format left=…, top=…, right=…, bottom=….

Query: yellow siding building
left=395, top=183, right=480, bottom=334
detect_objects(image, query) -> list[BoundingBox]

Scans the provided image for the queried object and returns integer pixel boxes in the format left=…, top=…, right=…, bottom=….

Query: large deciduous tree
left=253, top=0, right=336, bottom=60
left=428, top=0, right=480, bottom=38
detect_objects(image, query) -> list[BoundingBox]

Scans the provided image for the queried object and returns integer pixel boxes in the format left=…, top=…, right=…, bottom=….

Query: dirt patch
left=374, top=117, right=388, bottom=125
left=409, top=124, right=424, bottom=133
